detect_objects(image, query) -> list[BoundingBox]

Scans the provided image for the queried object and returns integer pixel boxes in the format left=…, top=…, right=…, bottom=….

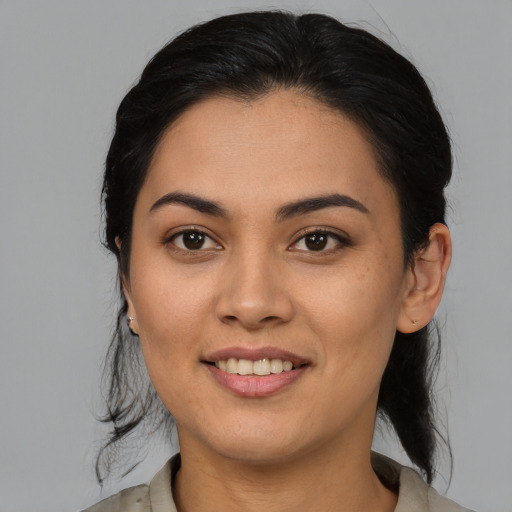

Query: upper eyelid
left=163, top=226, right=224, bottom=249
left=162, top=226, right=349, bottom=247
left=291, top=227, right=349, bottom=242
left=288, top=228, right=351, bottom=252
left=164, top=225, right=218, bottom=241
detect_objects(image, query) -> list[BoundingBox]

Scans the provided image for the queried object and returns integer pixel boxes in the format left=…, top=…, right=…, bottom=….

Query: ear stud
left=127, top=316, right=138, bottom=335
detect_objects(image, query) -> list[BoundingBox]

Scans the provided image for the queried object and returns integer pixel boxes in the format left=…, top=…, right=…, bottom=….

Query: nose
left=215, top=249, right=294, bottom=330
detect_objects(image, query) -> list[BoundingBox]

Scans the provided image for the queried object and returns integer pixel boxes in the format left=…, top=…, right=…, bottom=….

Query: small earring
left=412, top=319, right=419, bottom=327
left=127, top=316, right=138, bottom=335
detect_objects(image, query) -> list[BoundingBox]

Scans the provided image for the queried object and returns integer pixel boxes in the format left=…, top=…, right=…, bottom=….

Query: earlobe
left=116, top=237, right=139, bottom=335
left=123, top=284, right=139, bottom=335
left=127, top=315, right=138, bottom=336
left=397, top=223, right=452, bottom=334
left=122, top=281, right=139, bottom=335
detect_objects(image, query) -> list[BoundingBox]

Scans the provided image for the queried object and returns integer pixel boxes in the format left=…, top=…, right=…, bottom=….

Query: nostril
left=216, top=291, right=294, bottom=328
left=222, top=315, right=238, bottom=323
left=221, top=314, right=283, bottom=328
left=262, top=315, right=279, bottom=322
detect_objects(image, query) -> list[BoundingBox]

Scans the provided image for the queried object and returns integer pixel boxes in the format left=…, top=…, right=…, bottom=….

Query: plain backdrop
left=1, top=1, right=511, bottom=511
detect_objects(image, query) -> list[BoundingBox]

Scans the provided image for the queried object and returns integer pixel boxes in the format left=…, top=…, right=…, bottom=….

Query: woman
left=86, top=11, right=472, bottom=512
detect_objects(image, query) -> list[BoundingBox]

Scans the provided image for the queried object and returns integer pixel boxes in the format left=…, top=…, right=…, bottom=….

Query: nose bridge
left=216, top=241, right=293, bottom=328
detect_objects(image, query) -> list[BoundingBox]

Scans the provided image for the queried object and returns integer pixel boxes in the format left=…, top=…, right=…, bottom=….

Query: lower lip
left=205, top=364, right=307, bottom=397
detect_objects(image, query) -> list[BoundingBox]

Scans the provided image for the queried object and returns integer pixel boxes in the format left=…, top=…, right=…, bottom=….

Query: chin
left=182, top=418, right=309, bottom=465
left=216, top=438, right=305, bottom=466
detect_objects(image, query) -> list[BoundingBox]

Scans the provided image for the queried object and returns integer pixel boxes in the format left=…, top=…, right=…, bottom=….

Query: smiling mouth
left=209, top=358, right=304, bottom=376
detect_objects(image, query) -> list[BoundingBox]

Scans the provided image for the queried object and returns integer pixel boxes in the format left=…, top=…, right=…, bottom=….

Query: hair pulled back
left=99, top=11, right=452, bottom=484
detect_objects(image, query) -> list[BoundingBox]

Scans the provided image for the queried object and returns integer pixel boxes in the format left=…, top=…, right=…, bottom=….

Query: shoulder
left=399, top=465, right=474, bottom=512
left=82, top=455, right=178, bottom=512
left=81, top=484, right=150, bottom=512
left=372, top=452, right=475, bottom=512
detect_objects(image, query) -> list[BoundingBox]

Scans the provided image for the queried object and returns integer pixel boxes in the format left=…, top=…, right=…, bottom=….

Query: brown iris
left=304, top=232, right=328, bottom=251
left=181, top=231, right=206, bottom=250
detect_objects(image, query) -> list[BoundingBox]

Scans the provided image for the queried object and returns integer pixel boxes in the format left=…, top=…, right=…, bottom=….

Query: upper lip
left=202, top=346, right=310, bottom=367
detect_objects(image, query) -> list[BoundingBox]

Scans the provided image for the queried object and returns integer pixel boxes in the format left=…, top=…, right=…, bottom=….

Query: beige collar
left=145, top=452, right=471, bottom=512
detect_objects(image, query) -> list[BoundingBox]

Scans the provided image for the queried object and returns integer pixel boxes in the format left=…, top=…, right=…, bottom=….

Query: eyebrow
left=276, top=193, right=369, bottom=220
left=150, top=192, right=229, bottom=218
left=149, top=191, right=369, bottom=220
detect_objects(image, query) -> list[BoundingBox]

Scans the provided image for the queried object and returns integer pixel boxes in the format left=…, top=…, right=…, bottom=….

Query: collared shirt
left=83, top=452, right=473, bottom=512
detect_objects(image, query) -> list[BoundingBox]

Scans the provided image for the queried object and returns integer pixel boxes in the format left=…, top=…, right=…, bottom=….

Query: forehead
left=140, top=90, right=397, bottom=216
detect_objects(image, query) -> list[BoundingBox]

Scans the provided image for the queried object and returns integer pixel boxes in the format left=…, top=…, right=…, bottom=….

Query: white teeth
left=226, top=357, right=238, bottom=374
left=253, top=359, right=271, bottom=375
left=213, top=358, right=297, bottom=375
left=238, top=359, right=254, bottom=375
left=270, top=359, right=283, bottom=373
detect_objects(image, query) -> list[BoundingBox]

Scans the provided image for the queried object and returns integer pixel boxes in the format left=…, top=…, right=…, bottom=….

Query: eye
left=290, top=230, right=346, bottom=252
left=169, top=229, right=221, bottom=251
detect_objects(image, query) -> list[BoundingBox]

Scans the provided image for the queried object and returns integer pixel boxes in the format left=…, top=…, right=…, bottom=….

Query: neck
left=173, top=435, right=397, bottom=512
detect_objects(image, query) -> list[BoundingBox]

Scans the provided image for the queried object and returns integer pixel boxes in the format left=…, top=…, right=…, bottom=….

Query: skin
left=123, top=90, right=451, bottom=512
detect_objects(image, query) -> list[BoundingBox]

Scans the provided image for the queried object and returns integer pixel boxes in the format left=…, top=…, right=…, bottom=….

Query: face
left=124, top=91, right=414, bottom=465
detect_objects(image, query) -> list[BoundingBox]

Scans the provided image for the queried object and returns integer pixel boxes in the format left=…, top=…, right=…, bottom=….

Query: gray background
left=1, top=1, right=510, bottom=511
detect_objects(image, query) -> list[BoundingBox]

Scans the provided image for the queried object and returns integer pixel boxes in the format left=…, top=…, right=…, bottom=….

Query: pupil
left=305, top=233, right=327, bottom=251
left=183, top=231, right=205, bottom=250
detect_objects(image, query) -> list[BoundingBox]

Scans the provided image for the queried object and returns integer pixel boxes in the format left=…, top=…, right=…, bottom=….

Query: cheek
left=130, top=254, right=216, bottom=339
left=132, top=269, right=211, bottom=412
left=302, top=260, right=403, bottom=330
left=299, top=260, right=404, bottom=373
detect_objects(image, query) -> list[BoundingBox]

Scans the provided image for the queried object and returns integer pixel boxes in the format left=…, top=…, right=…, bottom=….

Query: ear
left=116, top=237, right=139, bottom=335
left=397, top=223, right=452, bottom=333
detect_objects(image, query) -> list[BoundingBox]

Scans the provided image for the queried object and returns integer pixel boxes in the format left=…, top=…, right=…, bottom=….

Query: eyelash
left=164, top=227, right=350, bottom=255
left=165, top=228, right=222, bottom=252
left=289, top=229, right=350, bottom=253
